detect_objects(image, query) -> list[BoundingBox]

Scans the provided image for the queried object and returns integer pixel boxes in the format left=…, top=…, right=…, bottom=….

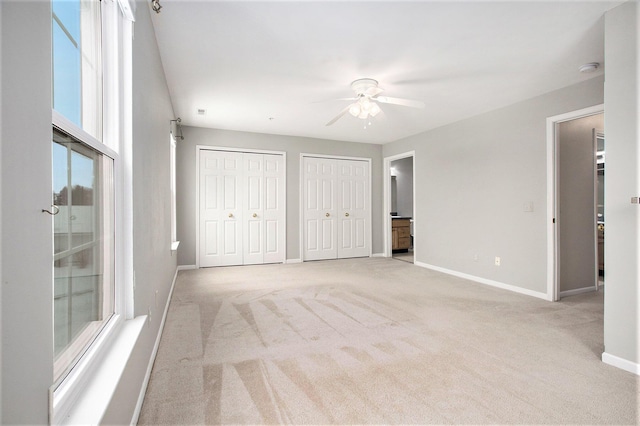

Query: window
left=51, top=0, right=133, bottom=411
left=170, top=134, right=178, bottom=249
left=52, top=0, right=102, bottom=140
left=52, top=127, right=114, bottom=380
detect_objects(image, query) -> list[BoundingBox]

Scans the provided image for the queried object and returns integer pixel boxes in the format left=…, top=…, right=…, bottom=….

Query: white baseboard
left=130, top=267, right=179, bottom=425
left=602, top=352, right=640, bottom=376
left=286, top=258, right=302, bottom=264
left=559, top=286, right=597, bottom=298
left=415, top=261, right=549, bottom=301
left=371, top=252, right=385, bottom=257
left=177, top=264, right=196, bottom=271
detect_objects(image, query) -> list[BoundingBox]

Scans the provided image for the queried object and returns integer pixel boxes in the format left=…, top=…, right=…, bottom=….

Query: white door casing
left=199, top=149, right=285, bottom=267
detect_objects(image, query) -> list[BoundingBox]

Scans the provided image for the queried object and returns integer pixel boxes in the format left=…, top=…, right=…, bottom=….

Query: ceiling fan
left=326, top=78, right=425, bottom=126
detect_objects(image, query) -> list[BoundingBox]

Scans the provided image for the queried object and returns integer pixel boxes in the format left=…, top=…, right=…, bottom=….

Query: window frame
left=50, top=0, right=134, bottom=421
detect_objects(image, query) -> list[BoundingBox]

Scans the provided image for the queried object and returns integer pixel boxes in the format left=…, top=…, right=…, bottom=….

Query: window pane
left=52, top=0, right=102, bottom=140
left=52, top=128, right=114, bottom=378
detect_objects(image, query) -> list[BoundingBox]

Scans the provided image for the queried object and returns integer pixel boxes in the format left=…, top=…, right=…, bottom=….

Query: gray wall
left=176, top=127, right=383, bottom=265
left=391, top=156, right=413, bottom=218
left=103, top=2, right=178, bottom=423
left=1, top=1, right=54, bottom=422
left=0, top=1, right=178, bottom=423
left=383, top=76, right=604, bottom=295
left=558, top=114, right=603, bottom=293
left=603, top=1, right=639, bottom=370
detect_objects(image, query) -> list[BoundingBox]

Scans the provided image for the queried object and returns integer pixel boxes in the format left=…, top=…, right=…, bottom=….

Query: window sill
left=171, top=241, right=180, bottom=251
left=51, top=316, right=146, bottom=425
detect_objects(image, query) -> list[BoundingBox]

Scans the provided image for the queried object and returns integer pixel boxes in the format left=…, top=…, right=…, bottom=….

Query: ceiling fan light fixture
left=349, top=103, right=361, bottom=117
left=369, top=102, right=381, bottom=117
left=358, top=110, right=369, bottom=119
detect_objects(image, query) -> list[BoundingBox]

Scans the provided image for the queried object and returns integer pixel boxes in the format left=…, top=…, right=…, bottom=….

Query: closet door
left=262, top=154, right=286, bottom=263
left=243, top=154, right=264, bottom=265
left=303, top=157, right=337, bottom=260
left=199, top=150, right=243, bottom=267
left=243, top=153, right=286, bottom=265
left=337, top=160, right=370, bottom=258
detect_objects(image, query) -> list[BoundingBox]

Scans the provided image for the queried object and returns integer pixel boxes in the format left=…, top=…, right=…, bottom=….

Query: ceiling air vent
left=197, top=109, right=206, bottom=115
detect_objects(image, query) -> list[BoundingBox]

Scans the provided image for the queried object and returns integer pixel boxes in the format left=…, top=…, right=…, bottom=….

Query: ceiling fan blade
left=374, top=96, right=425, bottom=109
left=312, top=97, right=358, bottom=104
left=325, top=105, right=351, bottom=126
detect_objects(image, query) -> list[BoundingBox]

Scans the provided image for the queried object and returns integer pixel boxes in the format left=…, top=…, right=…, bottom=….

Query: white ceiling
left=149, top=1, right=618, bottom=144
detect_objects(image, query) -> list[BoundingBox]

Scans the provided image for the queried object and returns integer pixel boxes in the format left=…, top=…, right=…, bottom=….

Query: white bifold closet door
left=303, top=156, right=370, bottom=261
left=199, top=150, right=285, bottom=267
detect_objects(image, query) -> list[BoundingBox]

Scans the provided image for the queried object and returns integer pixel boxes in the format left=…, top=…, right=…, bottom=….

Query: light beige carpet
left=138, top=258, right=639, bottom=425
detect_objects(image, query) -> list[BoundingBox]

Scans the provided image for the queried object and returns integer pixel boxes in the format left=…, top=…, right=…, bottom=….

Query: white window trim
left=170, top=134, right=179, bottom=251
left=50, top=0, right=135, bottom=423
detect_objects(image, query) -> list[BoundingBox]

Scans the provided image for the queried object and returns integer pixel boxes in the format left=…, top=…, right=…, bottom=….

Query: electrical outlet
left=495, top=256, right=501, bottom=266
left=148, top=307, right=152, bottom=324
left=473, top=254, right=479, bottom=262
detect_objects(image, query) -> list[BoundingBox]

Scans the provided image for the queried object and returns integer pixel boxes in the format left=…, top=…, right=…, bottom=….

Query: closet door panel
left=243, top=153, right=264, bottom=265
left=262, top=154, right=286, bottom=263
left=303, top=157, right=337, bottom=260
left=199, top=150, right=243, bottom=267
left=337, top=159, right=370, bottom=258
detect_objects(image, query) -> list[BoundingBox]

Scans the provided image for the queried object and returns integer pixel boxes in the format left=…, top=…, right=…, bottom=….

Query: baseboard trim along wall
left=286, top=258, right=303, bottom=264
left=371, top=253, right=385, bottom=257
left=559, top=286, right=598, bottom=298
left=415, top=261, right=549, bottom=301
left=131, top=267, right=180, bottom=424
left=177, top=264, right=197, bottom=271
left=602, top=352, right=640, bottom=376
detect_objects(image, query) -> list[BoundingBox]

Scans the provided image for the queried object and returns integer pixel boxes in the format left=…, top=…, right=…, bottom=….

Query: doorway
left=383, top=152, right=415, bottom=263
left=546, top=105, right=604, bottom=301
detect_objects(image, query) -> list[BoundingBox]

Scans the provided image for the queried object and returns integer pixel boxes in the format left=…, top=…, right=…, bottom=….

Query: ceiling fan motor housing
left=351, top=78, right=379, bottom=96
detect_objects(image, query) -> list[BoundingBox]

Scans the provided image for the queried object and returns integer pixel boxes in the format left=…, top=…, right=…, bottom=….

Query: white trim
left=415, top=261, right=550, bottom=301
left=195, top=144, right=285, bottom=156
left=559, top=286, right=597, bottom=298
left=383, top=151, right=416, bottom=260
left=546, top=104, right=604, bottom=302
left=131, top=267, right=179, bottom=425
left=195, top=146, right=287, bottom=268
left=286, top=258, right=303, bottom=264
left=299, top=153, right=373, bottom=262
left=602, top=352, right=640, bottom=376
left=50, top=315, right=145, bottom=425
left=177, top=264, right=196, bottom=271
left=371, top=252, right=385, bottom=257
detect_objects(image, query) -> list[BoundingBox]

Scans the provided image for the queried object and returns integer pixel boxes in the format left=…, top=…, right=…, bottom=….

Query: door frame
left=195, top=145, right=287, bottom=268
left=383, top=151, right=415, bottom=259
left=299, top=153, right=372, bottom=262
left=545, top=105, right=604, bottom=301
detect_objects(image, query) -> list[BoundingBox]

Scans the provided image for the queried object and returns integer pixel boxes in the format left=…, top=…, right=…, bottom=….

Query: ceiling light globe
left=349, top=104, right=361, bottom=117
left=370, top=102, right=381, bottom=117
